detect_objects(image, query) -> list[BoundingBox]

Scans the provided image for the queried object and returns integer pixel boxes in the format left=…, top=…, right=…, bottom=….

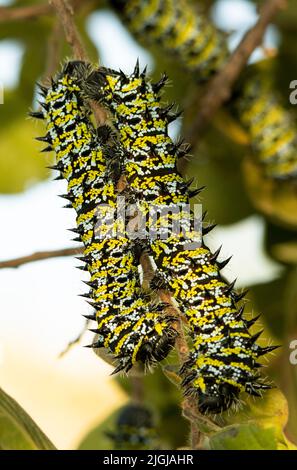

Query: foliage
left=0, top=388, right=56, bottom=450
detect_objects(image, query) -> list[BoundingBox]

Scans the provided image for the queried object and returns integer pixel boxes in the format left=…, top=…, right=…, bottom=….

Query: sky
left=0, top=0, right=283, bottom=449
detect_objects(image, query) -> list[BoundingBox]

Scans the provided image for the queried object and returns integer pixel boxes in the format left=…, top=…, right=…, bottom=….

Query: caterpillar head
left=112, top=326, right=178, bottom=375
left=63, top=60, right=92, bottom=81
left=137, top=331, right=177, bottom=365
left=82, top=67, right=120, bottom=104
left=196, top=381, right=240, bottom=414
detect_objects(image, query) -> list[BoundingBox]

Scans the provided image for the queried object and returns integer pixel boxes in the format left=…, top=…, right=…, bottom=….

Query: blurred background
left=0, top=0, right=297, bottom=449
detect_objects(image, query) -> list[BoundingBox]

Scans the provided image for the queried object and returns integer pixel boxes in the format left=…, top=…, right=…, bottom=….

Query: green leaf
left=209, top=389, right=297, bottom=450
left=0, top=387, right=56, bottom=450
left=210, top=423, right=277, bottom=450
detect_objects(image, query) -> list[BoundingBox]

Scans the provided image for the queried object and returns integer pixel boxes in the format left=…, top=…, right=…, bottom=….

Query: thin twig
left=59, top=317, right=90, bottom=358
left=174, top=317, right=203, bottom=449
left=140, top=252, right=203, bottom=449
left=0, top=4, right=51, bottom=21
left=49, top=0, right=86, bottom=60
left=0, top=0, right=85, bottom=22
left=185, top=0, right=287, bottom=147
left=49, top=0, right=107, bottom=124
left=0, top=247, right=82, bottom=269
left=139, top=251, right=156, bottom=288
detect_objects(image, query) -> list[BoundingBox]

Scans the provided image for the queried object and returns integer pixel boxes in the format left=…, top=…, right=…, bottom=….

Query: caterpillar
left=31, top=61, right=177, bottom=374
left=110, top=0, right=228, bottom=80
left=233, top=69, right=297, bottom=180
left=110, top=0, right=297, bottom=180
left=83, top=63, right=276, bottom=413
left=106, top=404, right=157, bottom=449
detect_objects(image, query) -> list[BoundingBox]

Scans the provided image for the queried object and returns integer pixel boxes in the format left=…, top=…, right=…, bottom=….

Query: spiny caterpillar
left=110, top=1, right=297, bottom=180
left=83, top=63, right=276, bottom=413
left=106, top=404, right=157, bottom=449
left=233, top=69, right=297, bottom=179
left=31, top=61, right=177, bottom=373
left=110, top=0, right=228, bottom=80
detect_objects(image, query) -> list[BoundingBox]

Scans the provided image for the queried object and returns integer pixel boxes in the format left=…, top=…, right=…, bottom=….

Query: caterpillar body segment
left=233, top=72, right=297, bottom=179
left=110, top=0, right=228, bottom=80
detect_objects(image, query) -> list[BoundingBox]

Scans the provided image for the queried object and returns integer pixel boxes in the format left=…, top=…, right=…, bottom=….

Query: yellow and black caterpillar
left=110, top=0, right=228, bottom=80
left=110, top=0, right=297, bottom=180
left=32, top=61, right=176, bottom=373
left=83, top=63, right=275, bottom=413
left=233, top=70, right=297, bottom=179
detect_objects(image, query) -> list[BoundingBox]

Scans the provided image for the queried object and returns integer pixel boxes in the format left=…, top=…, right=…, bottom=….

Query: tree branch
left=0, top=247, right=82, bottom=269
left=185, top=0, right=287, bottom=147
left=49, top=0, right=106, bottom=124
left=0, top=4, right=51, bottom=21
left=49, top=0, right=86, bottom=60
left=140, top=252, right=204, bottom=450
left=173, top=321, right=203, bottom=448
left=0, top=0, right=85, bottom=22
left=58, top=317, right=90, bottom=358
